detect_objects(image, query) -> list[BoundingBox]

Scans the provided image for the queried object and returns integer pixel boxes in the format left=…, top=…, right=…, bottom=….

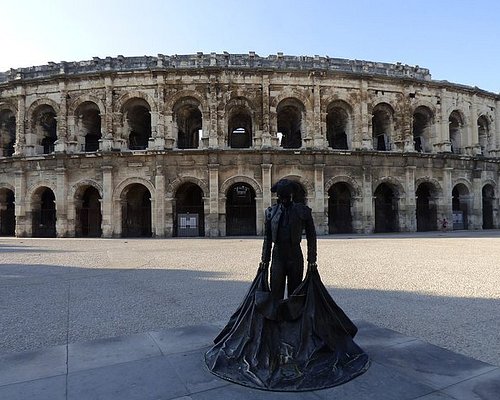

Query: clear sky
left=1, top=0, right=499, bottom=93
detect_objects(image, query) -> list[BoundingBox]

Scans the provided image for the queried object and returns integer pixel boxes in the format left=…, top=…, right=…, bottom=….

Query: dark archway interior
left=374, top=183, right=398, bottom=233
left=452, top=185, right=468, bottom=230
left=449, top=112, right=463, bottom=154
left=176, top=104, right=202, bottom=149
left=416, top=183, right=437, bottom=232
left=328, top=183, right=352, bottom=234
left=122, top=184, right=152, bottom=237
left=277, top=105, right=302, bottom=149
left=0, top=110, right=16, bottom=157
left=36, top=107, right=57, bottom=154
left=482, top=185, right=494, bottom=229
left=77, top=186, right=102, bottom=237
left=412, top=109, right=431, bottom=153
left=77, top=102, right=101, bottom=152
left=127, top=104, right=151, bottom=150
left=477, top=116, right=490, bottom=156
left=226, top=183, right=256, bottom=236
left=0, top=189, right=15, bottom=236
left=229, top=111, right=252, bottom=148
left=175, top=183, right=205, bottom=237
left=372, top=107, right=391, bottom=151
left=32, top=188, right=56, bottom=237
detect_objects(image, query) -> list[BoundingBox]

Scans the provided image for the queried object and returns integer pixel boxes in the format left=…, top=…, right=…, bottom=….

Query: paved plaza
left=1, top=232, right=500, bottom=399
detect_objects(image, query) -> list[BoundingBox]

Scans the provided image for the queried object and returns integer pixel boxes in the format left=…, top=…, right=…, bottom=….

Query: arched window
left=412, top=106, right=433, bottom=153
left=228, top=111, right=252, bottom=148
left=326, top=104, right=350, bottom=150
left=449, top=111, right=464, bottom=154
left=32, top=187, right=56, bottom=237
left=33, top=105, right=57, bottom=154
left=0, top=109, right=16, bottom=157
left=121, top=183, right=152, bottom=237
left=174, top=98, right=202, bottom=149
left=372, top=103, right=394, bottom=151
left=75, top=102, right=101, bottom=152
left=123, top=99, right=151, bottom=150
left=75, top=186, right=102, bottom=237
left=277, top=98, right=303, bottom=149
left=477, top=115, right=490, bottom=156
left=226, top=183, right=256, bottom=235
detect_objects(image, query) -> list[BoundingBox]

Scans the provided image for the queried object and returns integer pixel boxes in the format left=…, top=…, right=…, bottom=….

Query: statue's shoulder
left=265, top=204, right=278, bottom=219
left=293, top=203, right=313, bottom=219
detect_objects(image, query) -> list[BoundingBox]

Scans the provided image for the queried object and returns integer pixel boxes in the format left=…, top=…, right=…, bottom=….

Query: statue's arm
left=305, top=207, right=317, bottom=264
left=261, top=208, right=273, bottom=264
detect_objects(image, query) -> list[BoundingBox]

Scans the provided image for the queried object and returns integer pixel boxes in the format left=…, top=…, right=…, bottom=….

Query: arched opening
left=482, top=184, right=495, bottom=229
left=33, top=105, right=57, bottom=154
left=76, top=186, right=102, bottom=237
left=449, top=111, right=464, bottom=154
left=175, top=99, right=202, bottom=149
left=477, top=115, right=490, bottom=156
left=174, top=183, right=205, bottom=237
left=121, top=184, right=152, bottom=237
left=374, top=183, right=398, bottom=233
left=326, top=105, right=349, bottom=150
left=228, top=111, right=252, bottom=148
left=75, top=102, right=101, bottom=152
left=452, top=184, right=469, bottom=229
left=0, top=109, right=16, bottom=157
left=413, top=106, right=433, bottom=153
left=328, top=183, right=352, bottom=234
left=372, top=103, right=393, bottom=151
left=123, top=99, right=151, bottom=150
left=277, top=98, right=303, bottom=149
left=226, top=183, right=256, bottom=236
left=0, top=188, right=15, bottom=236
left=416, top=182, right=437, bottom=232
left=32, top=187, right=56, bottom=237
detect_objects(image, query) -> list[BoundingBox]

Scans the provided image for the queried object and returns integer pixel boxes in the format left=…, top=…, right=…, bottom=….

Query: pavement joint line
left=146, top=331, right=165, bottom=356
left=430, top=365, right=500, bottom=393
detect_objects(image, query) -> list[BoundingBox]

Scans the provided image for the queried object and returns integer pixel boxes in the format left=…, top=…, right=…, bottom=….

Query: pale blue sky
left=1, top=0, right=499, bottom=92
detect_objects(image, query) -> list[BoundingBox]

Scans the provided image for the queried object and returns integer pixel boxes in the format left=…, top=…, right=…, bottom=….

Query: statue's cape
left=205, top=267, right=370, bottom=391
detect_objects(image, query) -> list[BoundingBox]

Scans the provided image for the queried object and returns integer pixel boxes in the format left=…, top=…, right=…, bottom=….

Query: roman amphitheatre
left=0, top=52, right=498, bottom=238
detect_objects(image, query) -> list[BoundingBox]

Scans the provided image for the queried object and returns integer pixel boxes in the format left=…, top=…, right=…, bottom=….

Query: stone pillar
left=152, top=81, right=166, bottom=149
left=351, top=196, right=364, bottom=233
left=14, top=90, right=26, bottom=156
left=101, top=165, right=113, bottom=237
left=261, top=163, right=272, bottom=208
left=100, top=78, right=114, bottom=151
left=164, top=196, right=174, bottom=237
left=55, top=83, right=68, bottom=153
left=14, top=170, right=27, bottom=236
left=313, top=163, right=327, bottom=234
left=208, top=163, right=219, bottom=236
left=154, top=166, right=165, bottom=237
left=207, top=77, right=218, bottom=148
left=471, top=170, right=483, bottom=229
left=493, top=99, right=500, bottom=157
left=468, top=95, right=481, bottom=155
left=404, top=166, right=417, bottom=231
left=260, top=75, right=274, bottom=148
left=312, top=83, right=324, bottom=148
left=441, top=167, right=453, bottom=229
left=55, top=167, right=68, bottom=237
left=362, top=166, right=374, bottom=233
left=436, top=88, right=451, bottom=152
left=359, top=80, right=371, bottom=150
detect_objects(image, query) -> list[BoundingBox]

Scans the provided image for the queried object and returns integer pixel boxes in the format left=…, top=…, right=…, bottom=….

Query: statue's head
left=271, top=179, right=298, bottom=205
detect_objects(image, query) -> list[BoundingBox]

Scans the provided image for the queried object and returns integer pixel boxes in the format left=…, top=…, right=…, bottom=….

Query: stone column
left=313, top=163, right=327, bottom=234
left=55, top=167, right=68, bottom=237
left=208, top=163, right=219, bottom=236
left=14, top=89, right=26, bottom=156
left=100, top=78, right=114, bottom=151
left=164, top=196, right=174, bottom=237
left=207, top=77, right=218, bottom=148
left=359, top=80, right=371, bottom=150
left=493, top=99, right=500, bottom=156
left=154, top=166, right=165, bottom=237
left=436, top=88, right=451, bottom=152
left=404, top=166, right=417, bottom=231
left=362, top=165, right=374, bottom=233
left=469, top=95, right=480, bottom=155
left=151, top=81, right=166, bottom=149
left=55, top=83, right=68, bottom=153
left=101, top=165, right=113, bottom=237
left=14, top=170, right=27, bottom=236
left=312, top=83, right=324, bottom=148
left=261, top=75, right=274, bottom=148
left=471, top=170, right=483, bottom=229
left=441, top=167, right=453, bottom=229
left=261, top=163, right=272, bottom=209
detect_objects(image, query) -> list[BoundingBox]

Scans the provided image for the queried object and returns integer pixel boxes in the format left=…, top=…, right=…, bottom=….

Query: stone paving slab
left=1, top=320, right=499, bottom=400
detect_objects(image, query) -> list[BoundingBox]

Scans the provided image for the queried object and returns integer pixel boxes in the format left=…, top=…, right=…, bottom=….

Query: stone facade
left=0, top=52, right=499, bottom=238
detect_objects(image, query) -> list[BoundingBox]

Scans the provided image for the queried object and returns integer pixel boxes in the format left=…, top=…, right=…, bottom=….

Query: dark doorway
left=175, top=183, right=205, bottom=237
left=0, top=109, right=16, bottom=157
left=122, top=184, right=152, bottom=237
left=416, top=183, right=437, bottom=232
left=482, top=185, right=494, bottom=229
left=229, top=111, right=252, bottom=148
left=176, top=101, right=202, bottom=149
left=452, top=185, right=468, bottom=230
left=277, top=99, right=303, bottom=149
left=32, top=188, right=56, bottom=237
left=374, top=183, right=398, bottom=233
left=226, top=183, right=256, bottom=236
left=0, top=189, right=15, bottom=236
left=326, top=107, right=349, bottom=149
left=77, top=187, right=102, bottom=237
left=328, top=183, right=352, bottom=233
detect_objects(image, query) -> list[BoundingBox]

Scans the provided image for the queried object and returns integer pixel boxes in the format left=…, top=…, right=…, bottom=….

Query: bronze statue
left=205, top=179, right=369, bottom=391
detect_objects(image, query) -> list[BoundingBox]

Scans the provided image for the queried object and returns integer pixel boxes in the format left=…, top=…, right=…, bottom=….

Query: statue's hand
left=307, top=262, right=317, bottom=272
left=259, top=261, right=269, bottom=271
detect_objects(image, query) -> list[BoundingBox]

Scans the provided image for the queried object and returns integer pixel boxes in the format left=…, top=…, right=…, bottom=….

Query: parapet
left=0, top=52, right=432, bottom=83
